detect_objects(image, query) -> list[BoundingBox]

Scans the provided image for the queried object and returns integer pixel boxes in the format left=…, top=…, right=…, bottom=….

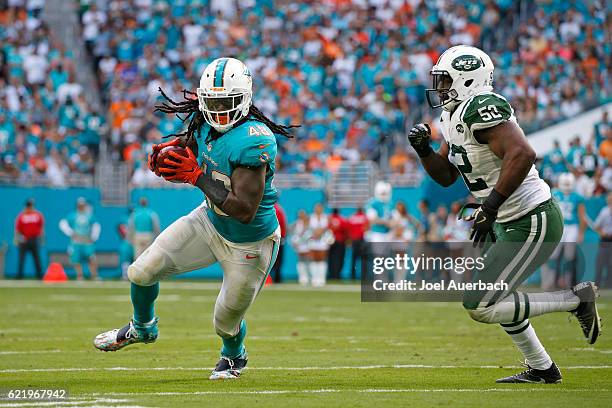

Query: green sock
left=131, top=282, right=159, bottom=324
left=221, top=320, right=246, bottom=359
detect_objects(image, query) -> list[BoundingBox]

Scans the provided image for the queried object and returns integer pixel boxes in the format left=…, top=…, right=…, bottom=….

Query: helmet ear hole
left=464, top=79, right=473, bottom=87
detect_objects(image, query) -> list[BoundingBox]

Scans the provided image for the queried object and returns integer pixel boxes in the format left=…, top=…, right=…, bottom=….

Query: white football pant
left=127, top=204, right=280, bottom=338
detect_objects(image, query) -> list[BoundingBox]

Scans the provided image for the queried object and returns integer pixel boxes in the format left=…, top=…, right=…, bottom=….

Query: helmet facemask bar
left=197, top=89, right=249, bottom=131
left=425, top=71, right=459, bottom=109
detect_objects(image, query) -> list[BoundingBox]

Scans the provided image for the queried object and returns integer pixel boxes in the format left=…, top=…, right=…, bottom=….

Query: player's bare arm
left=474, top=120, right=536, bottom=199
left=408, top=124, right=459, bottom=187
left=213, top=165, right=265, bottom=224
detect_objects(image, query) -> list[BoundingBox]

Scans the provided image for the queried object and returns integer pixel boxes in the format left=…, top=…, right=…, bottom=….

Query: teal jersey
left=553, top=189, right=584, bottom=225
left=65, top=211, right=97, bottom=241
left=130, top=207, right=159, bottom=233
left=365, top=199, right=393, bottom=233
left=195, top=118, right=279, bottom=243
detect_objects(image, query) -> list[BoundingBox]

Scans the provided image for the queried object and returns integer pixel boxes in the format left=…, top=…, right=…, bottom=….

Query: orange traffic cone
left=264, top=274, right=273, bottom=287
left=43, top=262, right=68, bottom=282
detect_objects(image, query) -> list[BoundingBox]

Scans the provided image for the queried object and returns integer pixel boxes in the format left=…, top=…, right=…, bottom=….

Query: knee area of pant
left=464, top=304, right=494, bottom=324
left=127, top=251, right=164, bottom=286
left=214, top=316, right=241, bottom=338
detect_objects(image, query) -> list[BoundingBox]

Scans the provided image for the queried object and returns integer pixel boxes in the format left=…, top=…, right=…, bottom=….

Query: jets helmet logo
left=451, top=55, right=483, bottom=72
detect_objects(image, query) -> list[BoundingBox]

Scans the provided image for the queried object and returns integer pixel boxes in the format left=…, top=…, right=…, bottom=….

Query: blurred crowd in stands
left=0, top=1, right=106, bottom=185
left=0, top=0, right=610, bottom=186
left=539, top=110, right=611, bottom=198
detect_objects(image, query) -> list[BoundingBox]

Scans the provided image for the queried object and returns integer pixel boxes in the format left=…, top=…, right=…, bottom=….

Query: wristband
left=416, top=145, right=433, bottom=158
left=482, top=189, right=508, bottom=213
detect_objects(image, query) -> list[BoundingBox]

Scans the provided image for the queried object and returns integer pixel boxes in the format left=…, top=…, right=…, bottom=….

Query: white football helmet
left=374, top=181, right=392, bottom=203
left=426, top=45, right=494, bottom=112
left=558, top=172, right=576, bottom=194
left=197, top=57, right=253, bottom=133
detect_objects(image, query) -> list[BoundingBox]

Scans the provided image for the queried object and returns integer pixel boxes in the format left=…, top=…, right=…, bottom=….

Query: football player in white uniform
left=408, top=45, right=601, bottom=383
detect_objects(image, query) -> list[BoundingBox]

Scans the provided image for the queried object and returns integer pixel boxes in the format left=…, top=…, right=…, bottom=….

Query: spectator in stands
left=599, top=127, right=612, bottom=163
left=14, top=198, right=44, bottom=279
left=328, top=208, right=348, bottom=281
left=594, top=110, right=610, bottom=147
left=539, top=140, right=567, bottom=184
left=575, top=143, right=601, bottom=198
left=59, top=197, right=100, bottom=280
left=566, top=136, right=585, bottom=170
left=309, top=203, right=332, bottom=287
left=594, top=192, right=612, bottom=289
left=128, top=197, right=160, bottom=259
left=73, top=0, right=610, bottom=181
left=270, top=202, right=287, bottom=283
left=389, top=146, right=412, bottom=174
left=600, top=161, right=612, bottom=193
left=347, top=207, right=368, bottom=281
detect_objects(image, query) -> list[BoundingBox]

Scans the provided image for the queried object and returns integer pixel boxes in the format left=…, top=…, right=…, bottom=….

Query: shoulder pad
left=229, top=121, right=277, bottom=168
left=461, top=93, right=513, bottom=132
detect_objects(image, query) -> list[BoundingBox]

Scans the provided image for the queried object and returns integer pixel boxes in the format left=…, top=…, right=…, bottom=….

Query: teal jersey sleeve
left=228, top=122, right=277, bottom=169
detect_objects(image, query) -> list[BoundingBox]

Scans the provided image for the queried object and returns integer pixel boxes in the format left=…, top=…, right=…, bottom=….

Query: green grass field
left=0, top=280, right=610, bottom=407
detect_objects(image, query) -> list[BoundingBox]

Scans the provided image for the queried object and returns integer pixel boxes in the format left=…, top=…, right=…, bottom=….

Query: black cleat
left=209, top=353, right=248, bottom=380
left=571, top=281, right=602, bottom=345
left=496, top=362, right=562, bottom=384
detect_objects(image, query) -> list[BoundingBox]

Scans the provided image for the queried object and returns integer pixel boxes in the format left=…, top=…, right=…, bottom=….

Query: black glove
left=468, top=205, right=497, bottom=248
left=408, top=123, right=433, bottom=158
left=459, top=190, right=508, bottom=248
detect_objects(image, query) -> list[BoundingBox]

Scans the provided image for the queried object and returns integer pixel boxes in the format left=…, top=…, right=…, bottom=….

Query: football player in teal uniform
left=94, top=57, right=297, bottom=380
left=542, top=173, right=587, bottom=289
left=59, top=197, right=100, bottom=280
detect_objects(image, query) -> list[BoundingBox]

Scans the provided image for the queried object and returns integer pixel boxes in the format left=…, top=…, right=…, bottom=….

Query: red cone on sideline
left=43, top=263, right=67, bottom=282
left=265, top=274, right=273, bottom=287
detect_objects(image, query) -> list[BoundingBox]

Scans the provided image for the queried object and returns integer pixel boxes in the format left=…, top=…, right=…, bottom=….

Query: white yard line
left=1, top=364, right=611, bottom=374
left=83, top=388, right=610, bottom=397
left=0, top=399, right=135, bottom=408
left=0, top=280, right=361, bottom=292
left=0, top=350, right=61, bottom=355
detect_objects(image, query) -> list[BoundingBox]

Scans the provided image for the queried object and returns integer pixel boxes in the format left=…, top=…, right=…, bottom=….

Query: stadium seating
left=2, top=1, right=609, bottom=186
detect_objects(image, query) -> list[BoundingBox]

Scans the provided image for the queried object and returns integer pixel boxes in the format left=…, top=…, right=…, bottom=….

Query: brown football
left=157, top=146, right=188, bottom=182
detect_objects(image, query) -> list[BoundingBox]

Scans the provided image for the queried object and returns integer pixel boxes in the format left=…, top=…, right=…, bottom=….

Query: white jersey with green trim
left=439, top=91, right=550, bottom=223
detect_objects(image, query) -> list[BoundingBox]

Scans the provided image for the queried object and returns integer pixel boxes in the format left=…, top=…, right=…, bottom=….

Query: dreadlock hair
left=154, top=87, right=298, bottom=146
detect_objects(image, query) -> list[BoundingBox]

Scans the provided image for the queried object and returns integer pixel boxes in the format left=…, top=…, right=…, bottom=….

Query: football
left=157, top=146, right=188, bottom=182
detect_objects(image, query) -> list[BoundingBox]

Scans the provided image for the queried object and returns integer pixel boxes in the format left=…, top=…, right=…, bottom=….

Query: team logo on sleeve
left=259, top=152, right=271, bottom=163
left=456, top=124, right=464, bottom=133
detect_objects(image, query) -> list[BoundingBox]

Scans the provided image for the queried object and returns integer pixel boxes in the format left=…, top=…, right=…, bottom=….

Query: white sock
left=501, top=320, right=552, bottom=370
left=297, top=262, right=309, bottom=286
left=312, top=262, right=326, bottom=287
